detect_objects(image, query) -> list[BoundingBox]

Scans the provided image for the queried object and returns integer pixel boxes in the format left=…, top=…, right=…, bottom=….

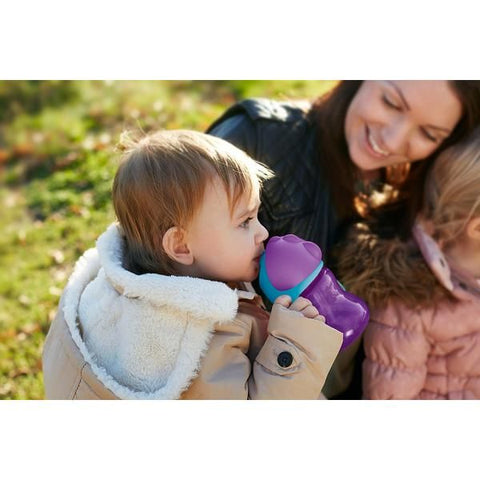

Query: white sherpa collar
left=96, top=223, right=239, bottom=323
left=62, top=223, right=240, bottom=399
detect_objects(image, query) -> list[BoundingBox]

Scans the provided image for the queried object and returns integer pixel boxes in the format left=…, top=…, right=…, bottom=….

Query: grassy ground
left=0, top=80, right=337, bottom=399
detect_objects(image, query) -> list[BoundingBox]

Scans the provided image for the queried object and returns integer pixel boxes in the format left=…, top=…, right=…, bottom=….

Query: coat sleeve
left=184, top=303, right=342, bottom=399
left=362, top=305, right=431, bottom=400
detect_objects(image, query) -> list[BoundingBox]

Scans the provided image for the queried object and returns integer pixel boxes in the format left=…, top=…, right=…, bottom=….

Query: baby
left=42, top=130, right=342, bottom=399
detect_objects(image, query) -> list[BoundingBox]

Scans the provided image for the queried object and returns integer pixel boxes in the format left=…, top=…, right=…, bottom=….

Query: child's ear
left=466, top=216, right=480, bottom=241
left=162, top=227, right=193, bottom=265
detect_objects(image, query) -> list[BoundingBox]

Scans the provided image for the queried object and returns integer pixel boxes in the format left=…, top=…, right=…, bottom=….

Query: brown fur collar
left=332, top=223, right=457, bottom=311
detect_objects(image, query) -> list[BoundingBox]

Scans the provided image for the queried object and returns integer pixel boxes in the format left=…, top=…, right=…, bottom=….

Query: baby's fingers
left=274, top=295, right=292, bottom=308
left=289, top=296, right=313, bottom=312
left=289, top=297, right=321, bottom=319
left=300, top=305, right=321, bottom=319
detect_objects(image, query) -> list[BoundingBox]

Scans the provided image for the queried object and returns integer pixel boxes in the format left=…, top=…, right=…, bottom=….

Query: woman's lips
left=365, top=125, right=389, bottom=158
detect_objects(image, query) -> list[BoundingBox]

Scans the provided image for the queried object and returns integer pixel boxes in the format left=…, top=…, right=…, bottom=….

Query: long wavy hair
left=308, top=80, right=480, bottom=239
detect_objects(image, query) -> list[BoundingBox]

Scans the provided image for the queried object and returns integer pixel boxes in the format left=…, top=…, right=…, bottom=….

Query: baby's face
left=184, top=176, right=268, bottom=283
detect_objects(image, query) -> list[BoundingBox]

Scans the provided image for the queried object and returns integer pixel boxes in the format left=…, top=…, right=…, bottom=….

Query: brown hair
left=309, top=80, right=480, bottom=238
left=113, top=130, right=272, bottom=275
left=308, top=81, right=361, bottom=222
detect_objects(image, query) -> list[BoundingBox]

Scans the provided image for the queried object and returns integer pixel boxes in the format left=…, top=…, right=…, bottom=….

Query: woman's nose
left=382, top=119, right=410, bottom=156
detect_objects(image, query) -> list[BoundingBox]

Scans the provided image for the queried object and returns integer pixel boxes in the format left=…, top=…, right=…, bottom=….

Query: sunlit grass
left=0, top=80, right=336, bottom=399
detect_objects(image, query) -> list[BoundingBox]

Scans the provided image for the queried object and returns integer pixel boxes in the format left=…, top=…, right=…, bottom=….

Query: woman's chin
left=351, top=149, right=388, bottom=173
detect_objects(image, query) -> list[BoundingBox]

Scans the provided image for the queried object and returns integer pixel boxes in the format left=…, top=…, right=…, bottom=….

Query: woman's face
left=344, top=81, right=463, bottom=172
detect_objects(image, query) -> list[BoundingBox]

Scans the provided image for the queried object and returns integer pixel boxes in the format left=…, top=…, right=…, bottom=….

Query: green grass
left=0, top=80, right=337, bottom=399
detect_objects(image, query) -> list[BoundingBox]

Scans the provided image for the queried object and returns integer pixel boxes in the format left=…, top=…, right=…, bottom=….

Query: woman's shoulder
left=207, top=98, right=313, bottom=157
left=208, top=96, right=320, bottom=184
left=208, top=97, right=311, bottom=130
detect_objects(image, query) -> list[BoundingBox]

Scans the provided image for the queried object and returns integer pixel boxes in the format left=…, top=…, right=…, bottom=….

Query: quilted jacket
left=362, top=222, right=480, bottom=399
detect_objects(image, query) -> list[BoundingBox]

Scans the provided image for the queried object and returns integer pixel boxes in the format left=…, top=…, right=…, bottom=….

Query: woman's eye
left=382, top=95, right=401, bottom=111
left=240, top=217, right=253, bottom=228
left=422, top=129, right=439, bottom=143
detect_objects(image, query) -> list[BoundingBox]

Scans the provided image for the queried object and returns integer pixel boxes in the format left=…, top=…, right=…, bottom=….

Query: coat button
left=277, top=351, right=293, bottom=368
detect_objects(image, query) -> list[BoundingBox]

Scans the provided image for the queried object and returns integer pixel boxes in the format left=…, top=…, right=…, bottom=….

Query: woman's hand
left=273, top=295, right=325, bottom=322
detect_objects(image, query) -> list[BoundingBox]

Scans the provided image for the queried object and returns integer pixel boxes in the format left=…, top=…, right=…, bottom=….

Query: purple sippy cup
left=259, top=234, right=369, bottom=350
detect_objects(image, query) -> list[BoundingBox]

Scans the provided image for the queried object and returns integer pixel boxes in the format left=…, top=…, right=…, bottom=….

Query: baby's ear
left=162, top=227, right=193, bottom=265
left=466, top=216, right=480, bottom=241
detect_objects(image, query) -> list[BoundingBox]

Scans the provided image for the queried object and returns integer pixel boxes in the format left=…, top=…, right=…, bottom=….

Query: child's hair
left=112, top=130, right=273, bottom=276
left=423, top=127, right=480, bottom=247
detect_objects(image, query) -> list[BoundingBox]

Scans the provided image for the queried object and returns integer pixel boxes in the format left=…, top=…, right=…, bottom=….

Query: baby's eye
left=239, top=217, right=253, bottom=229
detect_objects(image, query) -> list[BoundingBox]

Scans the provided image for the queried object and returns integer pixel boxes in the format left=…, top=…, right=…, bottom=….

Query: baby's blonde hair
left=424, top=127, right=480, bottom=246
left=113, top=130, right=273, bottom=275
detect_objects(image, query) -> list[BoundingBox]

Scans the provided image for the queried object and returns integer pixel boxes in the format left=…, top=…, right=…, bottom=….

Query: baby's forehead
left=232, top=189, right=261, bottom=218
left=210, top=172, right=259, bottom=199
left=203, top=176, right=258, bottom=222
left=243, top=187, right=260, bottom=206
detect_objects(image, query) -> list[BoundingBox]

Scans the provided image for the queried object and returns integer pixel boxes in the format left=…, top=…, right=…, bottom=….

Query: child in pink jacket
left=336, top=128, right=480, bottom=399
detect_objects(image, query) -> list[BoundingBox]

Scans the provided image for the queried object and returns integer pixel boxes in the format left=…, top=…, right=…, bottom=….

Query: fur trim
left=334, top=223, right=455, bottom=311
left=96, top=223, right=238, bottom=323
left=62, top=223, right=239, bottom=399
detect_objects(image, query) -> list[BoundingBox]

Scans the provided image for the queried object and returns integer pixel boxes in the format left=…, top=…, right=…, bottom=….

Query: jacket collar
left=61, top=223, right=246, bottom=399
left=97, top=223, right=241, bottom=323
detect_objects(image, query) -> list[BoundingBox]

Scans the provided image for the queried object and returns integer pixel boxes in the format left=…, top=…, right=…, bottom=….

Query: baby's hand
left=274, top=295, right=325, bottom=322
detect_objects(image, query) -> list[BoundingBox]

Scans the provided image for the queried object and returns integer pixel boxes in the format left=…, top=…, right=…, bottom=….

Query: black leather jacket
left=207, top=98, right=340, bottom=262
left=208, top=98, right=363, bottom=399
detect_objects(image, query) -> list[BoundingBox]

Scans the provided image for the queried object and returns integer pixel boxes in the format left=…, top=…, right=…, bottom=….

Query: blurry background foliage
left=0, top=80, right=337, bottom=399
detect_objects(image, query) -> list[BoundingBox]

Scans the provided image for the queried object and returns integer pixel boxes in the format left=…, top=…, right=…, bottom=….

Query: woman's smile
left=365, top=125, right=390, bottom=158
left=345, top=81, right=463, bottom=172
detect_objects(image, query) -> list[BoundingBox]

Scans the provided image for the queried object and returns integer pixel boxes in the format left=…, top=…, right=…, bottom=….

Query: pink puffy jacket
left=363, top=223, right=480, bottom=400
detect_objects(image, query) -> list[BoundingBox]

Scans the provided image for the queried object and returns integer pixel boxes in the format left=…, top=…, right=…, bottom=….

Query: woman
left=207, top=80, right=480, bottom=398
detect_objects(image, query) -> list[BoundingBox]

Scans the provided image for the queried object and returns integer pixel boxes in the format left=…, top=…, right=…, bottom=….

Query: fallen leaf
left=21, top=323, right=40, bottom=334
left=48, top=309, right=57, bottom=322
left=0, top=382, right=13, bottom=396
left=0, top=149, right=10, bottom=164
left=9, top=367, right=29, bottom=378
left=18, top=294, right=31, bottom=306
left=17, top=230, right=27, bottom=245
left=49, top=249, right=65, bottom=264
left=49, top=286, right=62, bottom=297
left=13, top=143, right=34, bottom=156
left=0, top=328, right=17, bottom=340
left=16, top=332, right=27, bottom=341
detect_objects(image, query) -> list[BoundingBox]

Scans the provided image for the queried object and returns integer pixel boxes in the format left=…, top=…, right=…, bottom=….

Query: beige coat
left=42, top=224, right=342, bottom=400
